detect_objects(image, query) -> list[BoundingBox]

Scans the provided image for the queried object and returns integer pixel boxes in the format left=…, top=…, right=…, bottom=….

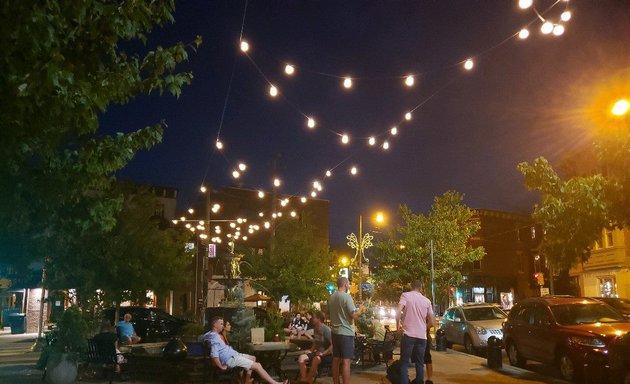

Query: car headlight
left=475, top=326, right=487, bottom=335
left=568, top=336, right=606, bottom=348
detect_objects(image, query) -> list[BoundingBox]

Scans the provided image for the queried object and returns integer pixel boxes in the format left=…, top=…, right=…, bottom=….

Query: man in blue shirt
left=205, top=317, right=287, bottom=384
left=117, top=313, right=141, bottom=345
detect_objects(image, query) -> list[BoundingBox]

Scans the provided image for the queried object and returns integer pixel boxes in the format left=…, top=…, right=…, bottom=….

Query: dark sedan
left=104, top=306, right=190, bottom=342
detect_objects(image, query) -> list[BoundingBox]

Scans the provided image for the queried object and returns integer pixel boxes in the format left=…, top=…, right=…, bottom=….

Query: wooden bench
left=202, top=340, right=245, bottom=384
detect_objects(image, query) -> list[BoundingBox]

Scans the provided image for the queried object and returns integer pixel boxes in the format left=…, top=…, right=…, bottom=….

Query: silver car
left=439, top=303, right=507, bottom=354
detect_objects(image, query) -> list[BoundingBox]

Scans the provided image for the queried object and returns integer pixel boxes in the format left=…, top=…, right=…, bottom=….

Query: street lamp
left=611, top=98, right=629, bottom=116
left=346, top=211, right=385, bottom=301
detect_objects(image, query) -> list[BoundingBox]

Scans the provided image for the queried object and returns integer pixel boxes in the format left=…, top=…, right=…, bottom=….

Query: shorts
left=226, top=353, right=255, bottom=370
left=332, top=334, right=354, bottom=359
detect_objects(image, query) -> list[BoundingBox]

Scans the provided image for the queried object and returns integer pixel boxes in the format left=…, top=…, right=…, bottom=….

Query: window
left=472, top=260, right=482, bottom=271
left=598, top=276, right=617, bottom=298
left=605, top=229, right=614, bottom=247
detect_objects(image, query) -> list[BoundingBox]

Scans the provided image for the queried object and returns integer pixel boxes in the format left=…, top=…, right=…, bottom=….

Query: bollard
left=487, top=336, right=502, bottom=369
left=435, top=328, right=447, bottom=352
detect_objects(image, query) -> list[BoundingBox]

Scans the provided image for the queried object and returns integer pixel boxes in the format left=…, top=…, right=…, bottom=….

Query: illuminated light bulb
left=200, top=185, right=207, bottom=193
left=518, top=28, right=529, bottom=39
left=238, top=162, right=247, bottom=171
left=199, top=234, right=207, bottom=239
left=230, top=222, right=236, bottom=228
left=612, top=99, right=629, bottom=116
left=172, top=220, right=178, bottom=224
left=199, top=220, right=205, bottom=225
left=216, top=238, right=222, bottom=244
left=518, top=0, right=533, bottom=9
left=240, top=40, right=250, bottom=52
left=405, top=75, right=415, bottom=87
left=383, top=141, right=390, bottom=150
left=405, top=112, right=412, bottom=120
left=232, top=170, right=240, bottom=179
left=190, top=227, right=196, bottom=232
left=188, top=208, right=194, bottom=214
left=185, top=223, right=191, bottom=229
left=235, top=231, right=240, bottom=237
left=313, top=180, right=321, bottom=189
left=269, top=85, right=278, bottom=97
left=341, top=134, right=350, bottom=144
left=552, top=24, right=565, bottom=36
left=248, top=228, right=254, bottom=234
left=254, top=225, right=259, bottom=230
left=242, top=236, right=248, bottom=241
left=215, top=140, right=224, bottom=150
left=273, top=178, right=281, bottom=187
left=311, top=191, right=317, bottom=198
left=264, top=221, right=271, bottom=229
left=325, top=170, right=332, bottom=177
left=561, top=10, right=571, bottom=22
left=211, top=204, right=220, bottom=213
left=290, top=211, right=297, bottom=217
left=285, top=64, right=295, bottom=75
left=350, top=166, right=358, bottom=175
left=307, top=117, right=316, bottom=129
left=277, top=212, right=283, bottom=217
left=464, top=58, right=474, bottom=70
left=280, top=199, right=287, bottom=207
left=272, top=213, right=277, bottom=219
left=316, top=185, right=322, bottom=191
left=300, top=197, right=307, bottom=203
left=227, top=233, right=232, bottom=238
left=215, top=228, right=221, bottom=234
left=541, top=21, right=554, bottom=34
left=390, top=127, right=398, bottom=135
left=368, top=137, right=376, bottom=146
left=343, top=77, right=353, bottom=89
left=180, top=216, right=186, bottom=221
left=259, top=212, right=264, bottom=217
left=237, top=218, right=243, bottom=224
left=258, top=190, right=264, bottom=198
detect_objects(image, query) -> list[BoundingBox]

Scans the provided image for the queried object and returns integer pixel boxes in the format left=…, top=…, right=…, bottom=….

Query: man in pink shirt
left=396, top=280, right=435, bottom=384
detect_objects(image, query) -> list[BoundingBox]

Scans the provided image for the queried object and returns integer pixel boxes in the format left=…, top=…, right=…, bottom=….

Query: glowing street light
left=612, top=99, right=629, bottom=116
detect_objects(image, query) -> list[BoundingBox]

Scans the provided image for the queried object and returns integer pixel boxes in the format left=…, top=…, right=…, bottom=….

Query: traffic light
left=534, top=272, right=544, bottom=286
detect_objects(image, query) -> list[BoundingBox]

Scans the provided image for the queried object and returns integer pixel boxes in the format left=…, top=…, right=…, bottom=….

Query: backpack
left=386, top=360, right=409, bottom=384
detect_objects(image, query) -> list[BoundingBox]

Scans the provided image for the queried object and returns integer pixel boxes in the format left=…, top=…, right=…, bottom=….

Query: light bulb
left=612, top=99, right=629, bottom=116
left=280, top=199, right=287, bottom=207
left=341, top=134, right=350, bottom=144
left=238, top=162, right=247, bottom=171
left=552, top=24, right=565, bottom=36
left=273, top=178, right=281, bottom=187
left=325, top=170, right=332, bottom=177
left=464, top=59, right=474, bottom=70
left=215, top=140, right=224, bottom=150
left=343, top=77, right=353, bottom=89
left=290, top=211, right=297, bottom=217
left=518, top=0, right=533, bottom=9
left=518, top=28, right=529, bottom=39
left=307, top=117, right=316, bottom=129
left=285, top=64, right=295, bottom=75
left=368, top=137, right=376, bottom=146
left=188, top=208, right=194, bottom=214
left=300, top=197, right=307, bottom=203
left=311, top=191, right=317, bottom=198
left=259, top=212, right=264, bottom=217
left=258, top=191, right=264, bottom=198
left=541, top=21, right=553, bottom=34
left=383, top=141, right=390, bottom=150
left=240, top=40, right=249, bottom=52
left=264, top=222, right=271, bottom=229
left=391, top=127, right=398, bottom=135
left=405, top=112, right=412, bottom=120
left=200, top=186, right=207, bottom=193
left=405, top=75, right=415, bottom=87
left=561, top=11, right=571, bottom=22
left=269, top=85, right=278, bottom=97
left=232, top=170, right=240, bottom=179
left=350, top=166, right=358, bottom=175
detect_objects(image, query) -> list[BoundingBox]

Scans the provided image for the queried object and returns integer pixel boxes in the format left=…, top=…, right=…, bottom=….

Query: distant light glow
left=300, top=197, right=307, bottom=203
left=259, top=212, right=264, bottom=217
left=561, top=11, right=571, bottom=22
left=238, top=162, right=247, bottom=171
left=552, top=24, right=565, bottom=36
left=200, top=186, right=207, bottom=193
left=264, top=221, right=271, bottom=229
left=188, top=208, right=194, bottom=214
left=405, top=75, right=414, bottom=87
left=273, top=178, right=281, bottom=187
left=464, top=58, right=474, bottom=70
left=382, top=141, right=390, bottom=150
left=405, top=112, right=412, bottom=120
left=541, top=21, right=554, bottom=34
left=232, top=170, right=240, bottom=179
left=368, top=137, right=376, bottom=146
left=518, top=0, right=533, bottom=9
left=612, top=99, right=629, bottom=116
left=341, top=134, right=350, bottom=144
left=285, top=64, right=295, bottom=75
left=350, top=166, right=358, bottom=175
left=269, top=85, right=278, bottom=97
left=280, top=199, right=288, bottom=207
left=277, top=212, right=283, bottom=217
left=311, top=191, right=317, bottom=198
left=290, top=211, right=297, bottom=217
left=211, top=204, right=221, bottom=213
left=390, top=127, right=398, bottom=135
left=307, top=117, right=316, bottom=129
left=215, top=140, right=224, bottom=150
left=325, top=170, right=332, bottom=177
left=258, top=191, right=265, bottom=198
left=240, top=40, right=250, bottom=52
left=518, top=28, right=529, bottom=39
left=343, top=77, right=353, bottom=89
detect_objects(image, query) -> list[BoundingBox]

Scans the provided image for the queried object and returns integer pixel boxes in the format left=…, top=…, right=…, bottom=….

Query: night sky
left=100, top=1, right=630, bottom=244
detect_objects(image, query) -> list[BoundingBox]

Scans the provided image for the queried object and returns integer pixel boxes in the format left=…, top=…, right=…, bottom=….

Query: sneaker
left=425, top=380, right=433, bottom=384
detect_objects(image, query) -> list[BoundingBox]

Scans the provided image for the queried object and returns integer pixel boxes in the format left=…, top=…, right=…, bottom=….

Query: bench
left=202, top=340, right=245, bottom=384
left=83, top=337, right=125, bottom=384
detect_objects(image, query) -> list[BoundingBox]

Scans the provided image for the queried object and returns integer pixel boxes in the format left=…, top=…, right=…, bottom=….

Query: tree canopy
left=0, top=1, right=200, bottom=283
left=373, top=191, right=484, bottom=306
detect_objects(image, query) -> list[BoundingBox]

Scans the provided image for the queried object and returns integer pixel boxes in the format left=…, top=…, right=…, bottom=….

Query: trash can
left=8, top=313, right=26, bottom=334
left=435, top=328, right=447, bottom=351
left=2, top=308, right=19, bottom=327
left=487, top=336, right=502, bottom=369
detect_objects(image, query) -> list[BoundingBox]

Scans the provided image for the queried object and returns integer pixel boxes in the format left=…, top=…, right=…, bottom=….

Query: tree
left=241, top=217, right=334, bottom=307
left=373, top=191, right=484, bottom=308
left=0, top=1, right=200, bottom=278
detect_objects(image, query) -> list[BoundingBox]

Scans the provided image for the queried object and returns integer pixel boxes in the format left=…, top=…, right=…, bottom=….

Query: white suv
left=439, top=303, right=507, bottom=354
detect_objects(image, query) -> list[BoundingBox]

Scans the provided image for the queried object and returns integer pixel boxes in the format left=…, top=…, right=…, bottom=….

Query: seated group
left=202, top=311, right=332, bottom=384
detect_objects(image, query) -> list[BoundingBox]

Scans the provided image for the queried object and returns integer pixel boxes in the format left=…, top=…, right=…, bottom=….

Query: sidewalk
left=0, top=328, right=567, bottom=384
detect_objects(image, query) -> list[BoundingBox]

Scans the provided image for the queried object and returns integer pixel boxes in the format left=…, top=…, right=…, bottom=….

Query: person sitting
left=297, top=311, right=332, bottom=384
left=116, top=313, right=141, bottom=345
left=298, top=312, right=315, bottom=339
left=220, top=320, right=232, bottom=345
left=284, top=313, right=307, bottom=338
left=205, top=316, right=288, bottom=384
left=93, top=320, right=128, bottom=381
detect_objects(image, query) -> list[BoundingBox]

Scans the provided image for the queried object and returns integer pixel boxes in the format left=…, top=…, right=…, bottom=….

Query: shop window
left=598, top=276, right=617, bottom=298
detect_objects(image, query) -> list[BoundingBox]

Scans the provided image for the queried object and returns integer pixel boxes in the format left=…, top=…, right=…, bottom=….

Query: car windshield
left=605, top=299, right=630, bottom=314
left=462, top=306, right=507, bottom=321
left=551, top=303, right=626, bottom=325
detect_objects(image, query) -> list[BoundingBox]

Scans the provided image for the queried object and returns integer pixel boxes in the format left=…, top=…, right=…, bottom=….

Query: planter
left=45, top=353, right=78, bottom=384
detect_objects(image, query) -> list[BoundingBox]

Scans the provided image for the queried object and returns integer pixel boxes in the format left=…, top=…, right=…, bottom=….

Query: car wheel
left=464, top=335, right=475, bottom=355
left=557, top=351, right=577, bottom=382
left=506, top=341, right=526, bottom=368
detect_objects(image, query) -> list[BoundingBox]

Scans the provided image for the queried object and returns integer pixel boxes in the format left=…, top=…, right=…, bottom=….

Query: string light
left=232, top=170, right=240, bottom=179
left=273, top=178, right=281, bottom=187
left=561, top=11, right=571, bottom=22
left=212, top=204, right=221, bottom=213
left=518, top=0, right=533, bottom=9
left=325, top=170, right=332, bottom=177
left=552, top=24, right=565, bottom=36
left=285, top=64, right=295, bottom=75
left=259, top=212, right=264, bottom=217
left=311, top=191, right=317, bottom=197
left=405, top=112, right=412, bottom=120
left=343, top=77, right=353, bottom=89
left=290, top=211, right=297, bottom=217
left=238, top=162, right=247, bottom=171
left=300, top=197, right=307, bottom=203
left=405, top=75, right=415, bottom=87
left=541, top=21, right=554, bottom=34
left=200, top=185, right=207, bottom=193
left=258, top=190, right=264, bottom=198
left=350, top=166, right=358, bottom=175
left=240, top=40, right=250, bottom=52
left=264, top=221, right=271, bottom=229
left=518, top=28, right=530, bottom=39
left=188, top=208, right=194, bottom=214
left=269, top=85, right=278, bottom=97
left=390, top=127, right=398, bottom=135
left=215, top=140, right=224, bottom=150
left=277, top=212, right=283, bottom=217
left=280, top=199, right=288, bottom=207
left=307, top=117, right=316, bottom=129
left=383, top=141, right=390, bottom=150
left=464, top=59, right=474, bottom=70
left=341, top=134, right=350, bottom=144
left=368, top=137, right=376, bottom=146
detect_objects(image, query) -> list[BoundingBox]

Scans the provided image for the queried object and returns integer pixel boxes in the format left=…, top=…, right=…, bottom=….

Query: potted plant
left=38, top=305, right=89, bottom=384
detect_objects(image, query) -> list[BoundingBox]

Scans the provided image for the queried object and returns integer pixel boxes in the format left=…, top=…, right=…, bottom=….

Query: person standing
left=396, top=280, right=434, bottom=384
left=328, top=277, right=364, bottom=384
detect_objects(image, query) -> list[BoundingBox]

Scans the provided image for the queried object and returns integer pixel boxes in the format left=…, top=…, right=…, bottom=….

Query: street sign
left=208, top=243, right=216, bottom=258
left=540, top=287, right=550, bottom=296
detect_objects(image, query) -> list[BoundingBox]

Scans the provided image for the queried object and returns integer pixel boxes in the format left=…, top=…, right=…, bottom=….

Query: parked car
left=590, top=297, right=630, bottom=321
left=502, top=296, right=630, bottom=382
left=439, top=303, right=507, bottom=354
left=103, top=306, right=190, bottom=342
left=609, top=330, right=630, bottom=384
